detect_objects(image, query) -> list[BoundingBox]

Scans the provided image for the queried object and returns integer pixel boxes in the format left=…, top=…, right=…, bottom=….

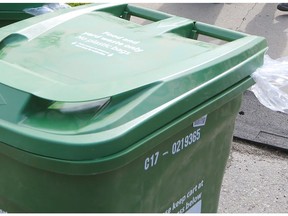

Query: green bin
left=0, top=3, right=267, bottom=213
left=0, top=3, right=45, bottom=28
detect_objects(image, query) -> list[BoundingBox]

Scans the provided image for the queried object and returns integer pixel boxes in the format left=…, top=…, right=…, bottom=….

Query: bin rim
left=0, top=77, right=255, bottom=175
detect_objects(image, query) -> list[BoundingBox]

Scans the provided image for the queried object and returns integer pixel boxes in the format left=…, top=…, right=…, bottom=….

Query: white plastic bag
left=251, top=55, right=288, bottom=113
left=23, top=3, right=71, bottom=16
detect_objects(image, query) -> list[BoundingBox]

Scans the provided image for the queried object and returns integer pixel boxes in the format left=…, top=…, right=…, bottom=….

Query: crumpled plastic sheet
left=23, top=3, right=71, bottom=16
left=251, top=55, right=288, bottom=113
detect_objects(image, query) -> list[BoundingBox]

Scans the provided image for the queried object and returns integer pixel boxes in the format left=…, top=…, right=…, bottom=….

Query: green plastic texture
left=0, top=3, right=268, bottom=213
left=0, top=3, right=267, bottom=162
left=0, top=87, right=249, bottom=212
left=0, top=3, right=45, bottom=28
left=0, top=3, right=45, bottom=11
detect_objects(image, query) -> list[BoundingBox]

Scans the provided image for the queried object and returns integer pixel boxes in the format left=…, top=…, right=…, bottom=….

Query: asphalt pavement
left=133, top=3, right=288, bottom=213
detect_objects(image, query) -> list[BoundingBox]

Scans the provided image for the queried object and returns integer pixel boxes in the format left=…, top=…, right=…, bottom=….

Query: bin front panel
left=0, top=95, right=241, bottom=213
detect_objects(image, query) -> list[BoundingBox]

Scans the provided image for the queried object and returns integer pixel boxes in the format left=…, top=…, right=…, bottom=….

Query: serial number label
left=144, top=128, right=202, bottom=171
left=172, top=128, right=201, bottom=155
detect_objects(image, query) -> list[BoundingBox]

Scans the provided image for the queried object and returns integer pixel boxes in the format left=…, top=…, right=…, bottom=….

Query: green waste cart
left=0, top=3, right=46, bottom=28
left=0, top=3, right=267, bottom=213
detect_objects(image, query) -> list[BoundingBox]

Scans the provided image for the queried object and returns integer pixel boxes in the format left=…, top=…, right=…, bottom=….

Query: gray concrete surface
left=132, top=3, right=288, bottom=213
left=219, top=141, right=288, bottom=213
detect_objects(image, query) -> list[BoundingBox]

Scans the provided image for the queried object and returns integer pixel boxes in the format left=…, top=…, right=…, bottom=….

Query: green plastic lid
left=0, top=3, right=268, bottom=161
left=0, top=7, right=215, bottom=102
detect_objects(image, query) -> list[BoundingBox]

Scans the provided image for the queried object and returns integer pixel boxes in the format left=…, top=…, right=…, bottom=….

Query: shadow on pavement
left=245, top=3, right=288, bottom=58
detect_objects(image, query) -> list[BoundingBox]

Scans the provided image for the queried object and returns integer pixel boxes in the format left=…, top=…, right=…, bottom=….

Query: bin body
left=0, top=95, right=243, bottom=213
left=0, top=3, right=44, bottom=27
left=0, top=3, right=267, bottom=213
